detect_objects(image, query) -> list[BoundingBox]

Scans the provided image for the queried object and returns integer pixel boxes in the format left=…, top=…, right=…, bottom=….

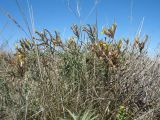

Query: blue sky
left=0, top=0, right=159, bottom=54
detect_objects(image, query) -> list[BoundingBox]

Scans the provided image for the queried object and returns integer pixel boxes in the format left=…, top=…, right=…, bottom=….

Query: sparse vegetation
left=0, top=22, right=159, bottom=120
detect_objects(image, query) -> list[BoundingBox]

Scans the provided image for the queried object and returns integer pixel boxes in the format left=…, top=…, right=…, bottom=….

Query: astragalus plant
left=0, top=23, right=159, bottom=120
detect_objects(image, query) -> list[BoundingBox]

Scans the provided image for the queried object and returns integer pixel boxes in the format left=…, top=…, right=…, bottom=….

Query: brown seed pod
left=134, top=36, right=139, bottom=46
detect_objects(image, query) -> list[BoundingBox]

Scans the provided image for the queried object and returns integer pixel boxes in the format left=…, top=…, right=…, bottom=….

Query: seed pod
left=117, top=39, right=122, bottom=50
left=101, top=23, right=117, bottom=38
left=134, top=36, right=139, bottom=46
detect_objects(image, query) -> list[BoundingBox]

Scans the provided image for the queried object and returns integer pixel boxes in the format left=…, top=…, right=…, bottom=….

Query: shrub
left=0, top=23, right=159, bottom=120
